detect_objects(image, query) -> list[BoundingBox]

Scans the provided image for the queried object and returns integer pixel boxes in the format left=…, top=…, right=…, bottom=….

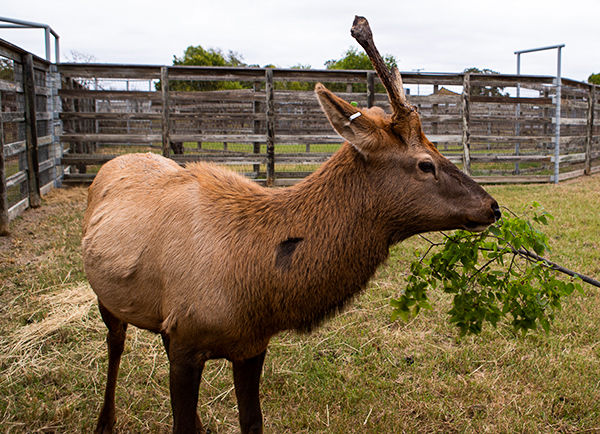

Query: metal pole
left=513, top=43, right=564, bottom=183
left=54, top=35, right=60, bottom=63
left=554, top=46, right=562, bottom=184
left=514, top=44, right=566, bottom=55
left=44, top=27, right=50, bottom=61
left=515, top=53, right=521, bottom=174
left=95, top=78, right=99, bottom=151
left=0, top=17, right=60, bottom=63
left=413, top=68, right=424, bottom=96
left=126, top=80, right=131, bottom=147
left=461, top=73, right=471, bottom=176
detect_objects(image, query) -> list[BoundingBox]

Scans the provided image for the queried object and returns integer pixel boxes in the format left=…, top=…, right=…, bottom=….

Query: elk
left=82, top=16, right=500, bottom=434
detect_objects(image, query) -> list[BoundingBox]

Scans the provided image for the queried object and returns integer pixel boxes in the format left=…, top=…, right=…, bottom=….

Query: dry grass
left=1, top=176, right=600, bottom=432
left=0, top=283, right=96, bottom=379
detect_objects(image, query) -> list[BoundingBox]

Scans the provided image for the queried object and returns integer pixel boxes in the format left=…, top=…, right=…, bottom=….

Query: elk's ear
left=315, top=83, right=379, bottom=154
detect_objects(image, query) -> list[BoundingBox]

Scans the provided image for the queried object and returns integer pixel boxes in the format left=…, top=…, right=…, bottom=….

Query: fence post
left=585, top=84, right=595, bottom=175
left=49, top=63, right=62, bottom=187
left=0, top=88, right=8, bottom=235
left=160, top=66, right=171, bottom=158
left=366, top=71, right=375, bottom=108
left=515, top=72, right=521, bottom=175
left=265, top=68, right=275, bottom=186
left=432, top=84, right=438, bottom=138
left=253, top=80, right=262, bottom=178
left=23, top=53, right=41, bottom=208
left=461, top=73, right=471, bottom=176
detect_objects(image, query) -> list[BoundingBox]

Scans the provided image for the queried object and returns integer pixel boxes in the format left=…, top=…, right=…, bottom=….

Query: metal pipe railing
left=515, top=44, right=565, bottom=183
left=0, top=16, right=60, bottom=63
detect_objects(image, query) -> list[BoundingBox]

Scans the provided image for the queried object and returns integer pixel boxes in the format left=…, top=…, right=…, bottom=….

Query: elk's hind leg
left=233, top=350, right=267, bottom=434
left=95, top=301, right=128, bottom=434
left=163, top=333, right=206, bottom=433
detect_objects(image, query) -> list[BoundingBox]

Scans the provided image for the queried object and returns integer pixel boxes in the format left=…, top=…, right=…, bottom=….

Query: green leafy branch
left=392, top=202, right=600, bottom=336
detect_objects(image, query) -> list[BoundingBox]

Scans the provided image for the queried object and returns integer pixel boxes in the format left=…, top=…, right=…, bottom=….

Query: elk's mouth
left=462, top=220, right=493, bottom=233
left=461, top=204, right=500, bottom=233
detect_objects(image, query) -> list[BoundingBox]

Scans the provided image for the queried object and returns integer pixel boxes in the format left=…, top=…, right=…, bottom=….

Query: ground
left=0, top=176, right=599, bottom=432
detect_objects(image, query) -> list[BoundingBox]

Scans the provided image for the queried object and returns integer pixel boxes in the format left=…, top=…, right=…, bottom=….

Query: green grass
left=77, top=140, right=590, bottom=180
left=1, top=175, right=599, bottom=432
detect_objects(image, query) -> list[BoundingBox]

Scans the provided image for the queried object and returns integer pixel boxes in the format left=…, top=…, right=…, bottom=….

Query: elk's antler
left=350, top=16, right=414, bottom=118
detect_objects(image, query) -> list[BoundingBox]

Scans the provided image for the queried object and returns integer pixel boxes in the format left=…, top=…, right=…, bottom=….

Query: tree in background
left=66, top=50, right=97, bottom=63
left=65, top=50, right=98, bottom=89
left=464, top=67, right=508, bottom=97
left=158, top=45, right=250, bottom=91
left=325, top=47, right=398, bottom=93
left=588, top=73, right=600, bottom=85
left=325, top=46, right=397, bottom=71
left=274, top=63, right=314, bottom=91
left=174, top=45, right=246, bottom=68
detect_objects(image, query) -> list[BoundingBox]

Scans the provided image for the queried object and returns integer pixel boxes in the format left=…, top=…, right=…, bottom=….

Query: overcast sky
left=1, top=0, right=598, bottom=82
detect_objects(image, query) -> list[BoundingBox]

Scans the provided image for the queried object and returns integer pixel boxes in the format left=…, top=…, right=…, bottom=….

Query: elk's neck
left=265, top=144, right=390, bottom=332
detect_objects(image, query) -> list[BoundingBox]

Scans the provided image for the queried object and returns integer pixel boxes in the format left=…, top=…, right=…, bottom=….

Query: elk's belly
left=82, top=215, right=166, bottom=331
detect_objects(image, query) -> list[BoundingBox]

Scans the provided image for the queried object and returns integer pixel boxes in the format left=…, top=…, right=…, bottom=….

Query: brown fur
left=83, top=84, right=499, bottom=433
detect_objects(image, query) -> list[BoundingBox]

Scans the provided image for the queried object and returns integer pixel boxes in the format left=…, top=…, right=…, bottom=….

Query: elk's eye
left=418, top=161, right=435, bottom=174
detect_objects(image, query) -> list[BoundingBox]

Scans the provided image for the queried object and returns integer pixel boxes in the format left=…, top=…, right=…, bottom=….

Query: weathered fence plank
left=366, top=71, right=375, bottom=108
left=470, top=96, right=553, bottom=105
left=160, top=66, right=171, bottom=157
left=265, top=68, right=275, bottom=186
left=585, top=86, right=595, bottom=175
left=59, top=89, right=160, bottom=100
left=253, top=81, right=262, bottom=175
left=0, top=87, right=7, bottom=235
left=23, top=53, right=41, bottom=208
left=61, top=133, right=163, bottom=143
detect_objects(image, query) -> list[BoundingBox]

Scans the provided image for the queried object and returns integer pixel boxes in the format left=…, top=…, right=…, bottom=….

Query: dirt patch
left=0, top=185, right=89, bottom=317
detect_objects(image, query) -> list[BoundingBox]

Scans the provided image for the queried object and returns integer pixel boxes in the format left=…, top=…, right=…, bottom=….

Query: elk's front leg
left=165, top=337, right=206, bottom=434
left=233, top=350, right=267, bottom=434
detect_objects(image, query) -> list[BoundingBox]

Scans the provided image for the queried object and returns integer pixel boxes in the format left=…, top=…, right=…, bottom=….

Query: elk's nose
left=491, top=202, right=501, bottom=221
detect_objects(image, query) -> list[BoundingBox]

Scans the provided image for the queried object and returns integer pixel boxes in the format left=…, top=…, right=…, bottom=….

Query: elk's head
left=315, top=16, right=500, bottom=240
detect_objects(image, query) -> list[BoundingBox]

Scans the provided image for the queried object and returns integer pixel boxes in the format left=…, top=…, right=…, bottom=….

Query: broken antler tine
left=391, top=66, right=407, bottom=102
left=351, top=15, right=412, bottom=117
left=350, top=16, right=374, bottom=47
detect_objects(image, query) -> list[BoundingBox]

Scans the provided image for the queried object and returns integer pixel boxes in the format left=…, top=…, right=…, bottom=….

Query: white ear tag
left=348, top=112, right=362, bottom=121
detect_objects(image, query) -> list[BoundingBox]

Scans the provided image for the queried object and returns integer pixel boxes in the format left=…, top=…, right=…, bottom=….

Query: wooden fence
left=1, top=38, right=600, bottom=230
left=57, top=64, right=600, bottom=186
left=0, top=38, right=62, bottom=234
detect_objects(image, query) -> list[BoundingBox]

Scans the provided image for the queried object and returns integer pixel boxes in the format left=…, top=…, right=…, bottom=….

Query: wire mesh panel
left=1, top=38, right=61, bottom=226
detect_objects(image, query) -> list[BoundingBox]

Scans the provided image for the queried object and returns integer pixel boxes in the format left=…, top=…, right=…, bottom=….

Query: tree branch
left=514, top=248, right=600, bottom=288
